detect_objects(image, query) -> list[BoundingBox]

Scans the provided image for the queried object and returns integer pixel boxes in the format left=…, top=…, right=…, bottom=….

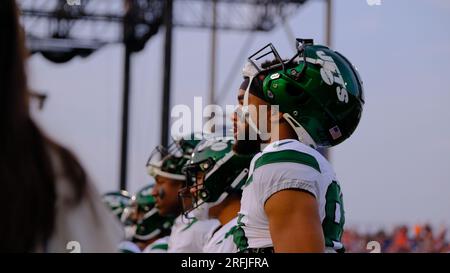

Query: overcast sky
left=28, top=0, right=450, bottom=230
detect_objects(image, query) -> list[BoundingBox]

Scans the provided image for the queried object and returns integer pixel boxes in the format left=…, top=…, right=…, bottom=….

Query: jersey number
left=322, top=181, right=345, bottom=248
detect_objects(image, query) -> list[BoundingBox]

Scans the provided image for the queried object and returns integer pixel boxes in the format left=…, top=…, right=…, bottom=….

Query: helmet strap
left=182, top=201, right=211, bottom=221
left=204, top=151, right=234, bottom=180
left=142, top=207, right=159, bottom=220
left=208, top=167, right=249, bottom=208
left=282, top=113, right=317, bottom=149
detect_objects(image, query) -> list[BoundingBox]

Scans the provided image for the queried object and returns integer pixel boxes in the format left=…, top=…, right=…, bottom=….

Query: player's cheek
left=151, top=184, right=159, bottom=197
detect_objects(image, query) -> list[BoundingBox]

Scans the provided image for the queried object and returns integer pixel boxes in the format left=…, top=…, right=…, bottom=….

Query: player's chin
left=155, top=201, right=165, bottom=214
left=156, top=206, right=169, bottom=217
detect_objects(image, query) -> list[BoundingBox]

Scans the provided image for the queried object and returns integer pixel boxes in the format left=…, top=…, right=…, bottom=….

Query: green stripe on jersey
left=151, top=243, right=168, bottom=251
left=181, top=217, right=198, bottom=232
left=233, top=214, right=249, bottom=252
left=254, top=150, right=321, bottom=173
left=244, top=175, right=253, bottom=187
left=120, top=249, right=138, bottom=253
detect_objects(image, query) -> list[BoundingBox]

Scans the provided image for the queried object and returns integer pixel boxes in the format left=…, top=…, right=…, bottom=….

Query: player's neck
left=217, top=198, right=240, bottom=225
left=267, top=120, right=297, bottom=144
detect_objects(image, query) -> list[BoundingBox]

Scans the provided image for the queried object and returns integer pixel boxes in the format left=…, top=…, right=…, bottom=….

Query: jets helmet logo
left=316, top=51, right=349, bottom=103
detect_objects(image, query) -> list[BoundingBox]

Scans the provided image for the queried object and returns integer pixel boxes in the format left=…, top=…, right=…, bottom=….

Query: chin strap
left=282, top=113, right=317, bottom=149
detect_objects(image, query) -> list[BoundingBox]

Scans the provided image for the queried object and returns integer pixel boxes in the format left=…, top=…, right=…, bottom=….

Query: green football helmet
left=241, top=38, right=364, bottom=147
left=146, top=133, right=203, bottom=181
left=102, top=191, right=132, bottom=224
left=180, top=136, right=254, bottom=216
left=132, top=184, right=175, bottom=241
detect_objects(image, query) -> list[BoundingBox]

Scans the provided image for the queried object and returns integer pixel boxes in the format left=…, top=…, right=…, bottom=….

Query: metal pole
left=119, top=46, right=131, bottom=191
left=319, top=0, right=333, bottom=160
left=161, top=0, right=174, bottom=147
left=119, top=0, right=133, bottom=190
left=209, top=0, right=217, bottom=105
left=206, top=0, right=218, bottom=134
left=325, top=0, right=333, bottom=47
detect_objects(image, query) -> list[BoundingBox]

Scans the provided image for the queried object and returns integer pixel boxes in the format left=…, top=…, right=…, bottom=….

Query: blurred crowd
left=343, top=224, right=450, bottom=253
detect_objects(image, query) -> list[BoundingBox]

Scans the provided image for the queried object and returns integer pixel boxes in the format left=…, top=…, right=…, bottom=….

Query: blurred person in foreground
left=0, top=0, right=123, bottom=252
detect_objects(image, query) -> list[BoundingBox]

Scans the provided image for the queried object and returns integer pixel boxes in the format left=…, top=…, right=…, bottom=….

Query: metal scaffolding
left=19, top=0, right=311, bottom=190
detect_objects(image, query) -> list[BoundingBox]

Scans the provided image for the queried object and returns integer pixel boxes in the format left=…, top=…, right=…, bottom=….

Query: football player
left=233, top=39, right=365, bottom=253
left=131, top=184, right=175, bottom=253
left=102, top=191, right=141, bottom=253
left=102, top=191, right=132, bottom=223
left=181, top=137, right=254, bottom=253
left=147, top=135, right=220, bottom=252
left=102, top=191, right=136, bottom=240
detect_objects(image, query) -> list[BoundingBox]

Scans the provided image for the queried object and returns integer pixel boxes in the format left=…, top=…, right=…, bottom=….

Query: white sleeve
left=253, top=162, right=321, bottom=206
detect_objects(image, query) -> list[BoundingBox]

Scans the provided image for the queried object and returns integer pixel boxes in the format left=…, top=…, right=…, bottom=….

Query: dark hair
left=242, top=59, right=283, bottom=100
left=260, top=58, right=284, bottom=70
left=0, top=0, right=87, bottom=252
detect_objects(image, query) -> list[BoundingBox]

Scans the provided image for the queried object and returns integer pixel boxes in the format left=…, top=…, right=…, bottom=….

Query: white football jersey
left=236, top=139, right=345, bottom=252
left=118, top=241, right=141, bottom=253
left=168, top=214, right=220, bottom=253
left=203, top=217, right=239, bottom=253
left=142, top=236, right=170, bottom=253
